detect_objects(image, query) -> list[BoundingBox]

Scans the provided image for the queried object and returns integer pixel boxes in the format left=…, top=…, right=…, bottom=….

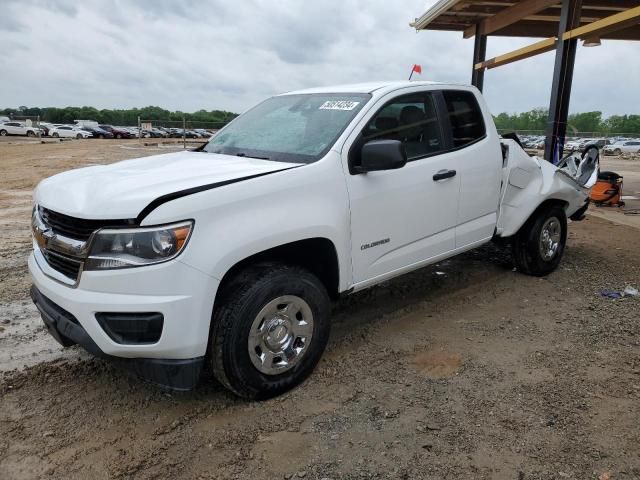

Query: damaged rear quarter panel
left=496, top=140, right=590, bottom=238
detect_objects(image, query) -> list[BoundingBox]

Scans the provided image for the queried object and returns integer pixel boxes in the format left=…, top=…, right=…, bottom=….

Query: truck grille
left=35, top=207, right=134, bottom=283
left=39, top=207, right=130, bottom=241
left=41, top=249, right=83, bottom=280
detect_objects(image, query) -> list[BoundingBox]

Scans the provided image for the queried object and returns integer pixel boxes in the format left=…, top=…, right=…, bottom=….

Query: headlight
left=84, top=220, right=193, bottom=270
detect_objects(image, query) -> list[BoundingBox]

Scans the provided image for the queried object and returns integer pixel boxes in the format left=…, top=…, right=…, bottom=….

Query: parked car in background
left=141, top=129, right=163, bottom=138
left=564, top=138, right=583, bottom=152
left=82, top=126, right=114, bottom=139
left=147, top=127, right=168, bottom=138
left=99, top=125, right=133, bottom=139
left=50, top=126, right=92, bottom=139
left=39, top=122, right=55, bottom=136
left=603, top=140, right=640, bottom=155
left=0, top=122, right=42, bottom=137
left=524, top=136, right=544, bottom=149
left=578, top=138, right=608, bottom=150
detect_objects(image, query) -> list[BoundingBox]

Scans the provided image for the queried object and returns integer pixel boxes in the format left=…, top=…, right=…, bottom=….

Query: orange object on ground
left=590, top=171, right=624, bottom=206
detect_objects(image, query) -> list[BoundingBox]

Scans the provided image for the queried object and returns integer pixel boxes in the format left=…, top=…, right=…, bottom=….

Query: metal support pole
left=138, top=116, right=141, bottom=145
left=183, top=116, right=186, bottom=150
left=37, top=115, right=41, bottom=141
left=544, top=0, right=582, bottom=163
left=471, top=23, right=487, bottom=92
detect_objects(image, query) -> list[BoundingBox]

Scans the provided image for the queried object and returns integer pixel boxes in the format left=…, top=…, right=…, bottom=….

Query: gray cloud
left=0, top=0, right=637, bottom=116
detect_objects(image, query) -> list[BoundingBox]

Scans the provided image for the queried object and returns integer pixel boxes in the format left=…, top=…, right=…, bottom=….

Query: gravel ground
left=0, top=140, right=639, bottom=479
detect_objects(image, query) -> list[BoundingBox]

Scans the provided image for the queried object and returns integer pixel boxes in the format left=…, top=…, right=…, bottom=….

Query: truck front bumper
left=28, top=251, right=219, bottom=390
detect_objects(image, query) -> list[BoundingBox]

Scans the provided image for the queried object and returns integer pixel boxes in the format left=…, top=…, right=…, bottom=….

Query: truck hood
left=35, top=151, right=301, bottom=220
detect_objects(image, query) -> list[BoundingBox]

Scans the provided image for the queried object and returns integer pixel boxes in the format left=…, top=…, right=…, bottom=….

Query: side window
left=442, top=90, right=486, bottom=148
left=361, top=92, right=444, bottom=161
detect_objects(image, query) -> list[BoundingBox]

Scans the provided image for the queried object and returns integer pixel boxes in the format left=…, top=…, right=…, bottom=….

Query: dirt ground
left=1, top=139, right=639, bottom=480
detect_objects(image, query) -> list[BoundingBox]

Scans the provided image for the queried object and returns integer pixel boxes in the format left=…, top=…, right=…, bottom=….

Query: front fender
left=141, top=154, right=353, bottom=292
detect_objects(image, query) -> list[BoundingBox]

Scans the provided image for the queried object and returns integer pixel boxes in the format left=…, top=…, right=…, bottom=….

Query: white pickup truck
left=29, top=81, right=597, bottom=398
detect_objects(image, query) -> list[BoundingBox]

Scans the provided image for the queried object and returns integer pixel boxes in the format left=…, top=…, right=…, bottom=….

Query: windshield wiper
left=235, top=152, right=270, bottom=160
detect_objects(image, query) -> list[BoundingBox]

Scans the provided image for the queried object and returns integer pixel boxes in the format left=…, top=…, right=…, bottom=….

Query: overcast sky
left=1, top=0, right=638, bottom=116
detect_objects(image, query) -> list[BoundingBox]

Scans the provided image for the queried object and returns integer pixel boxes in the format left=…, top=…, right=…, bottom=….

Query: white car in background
left=0, top=121, right=42, bottom=137
left=49, top=126, right=92, bottom=139
left=564, top=138, right=583, bottom=151
left=603, top=140, right=640, bottom=155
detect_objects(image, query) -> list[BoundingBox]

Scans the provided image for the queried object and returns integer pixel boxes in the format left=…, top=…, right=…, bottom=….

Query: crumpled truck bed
left=496, top=139, right=598, bottom=238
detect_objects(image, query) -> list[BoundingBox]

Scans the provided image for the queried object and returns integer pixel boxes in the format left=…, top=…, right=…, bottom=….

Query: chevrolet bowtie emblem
left=35, top=226, right=55, bottom=249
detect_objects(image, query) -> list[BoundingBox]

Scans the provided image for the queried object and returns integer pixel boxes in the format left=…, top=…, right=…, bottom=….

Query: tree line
left=493, top=108, right=640, bottom=135
left=0, top=106, right=237, bottom=127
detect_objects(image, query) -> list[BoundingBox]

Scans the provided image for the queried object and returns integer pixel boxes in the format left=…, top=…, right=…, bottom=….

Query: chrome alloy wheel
left=539, top=216, right=561, bottom=261
left=248, top=295, right=314, bottom=375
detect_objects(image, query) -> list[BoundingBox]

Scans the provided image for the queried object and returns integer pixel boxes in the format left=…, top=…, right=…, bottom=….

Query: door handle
left=432, top=169, right=457, bottom=181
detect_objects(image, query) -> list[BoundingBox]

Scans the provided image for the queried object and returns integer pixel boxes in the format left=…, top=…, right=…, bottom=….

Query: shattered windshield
left=203, top=93, right=370, bottom=163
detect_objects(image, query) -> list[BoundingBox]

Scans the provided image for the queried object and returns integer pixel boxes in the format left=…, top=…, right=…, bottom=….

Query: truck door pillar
left=544, top=0, right=582, bottom=163
left=471, top=23, right=487, bottom=92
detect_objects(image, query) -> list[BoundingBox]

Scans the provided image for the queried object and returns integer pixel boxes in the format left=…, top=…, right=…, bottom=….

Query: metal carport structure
left=411, top=0, right=640, bottom=162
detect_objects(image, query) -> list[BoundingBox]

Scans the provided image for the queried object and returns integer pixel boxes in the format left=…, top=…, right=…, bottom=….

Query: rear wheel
left=27, top=130, right=35, bottom=137
left=0, top=130, right=6, bottom=136
left=512, top=205, right=567, bottom=276
left=99, top=134, right=105, bottom=139
left=52, top=132, right=59, bottom=138
left=210, top=264, right=330, bottom=399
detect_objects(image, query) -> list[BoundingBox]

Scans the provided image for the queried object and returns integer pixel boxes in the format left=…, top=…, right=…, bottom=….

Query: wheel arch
left=500, top=198, right=570, bottom=239
left=215, top=237, right=341, bottom=303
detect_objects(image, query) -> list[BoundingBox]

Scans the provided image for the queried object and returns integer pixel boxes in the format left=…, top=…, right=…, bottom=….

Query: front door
left=343, top=90, right=460, bottom=287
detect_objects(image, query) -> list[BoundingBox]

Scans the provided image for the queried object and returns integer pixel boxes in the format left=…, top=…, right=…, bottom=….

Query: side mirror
left=357, top=139, right=407, bottom=173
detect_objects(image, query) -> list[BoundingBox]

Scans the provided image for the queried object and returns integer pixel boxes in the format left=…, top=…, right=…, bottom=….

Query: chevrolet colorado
left=29, top=81, right=597, bottom=398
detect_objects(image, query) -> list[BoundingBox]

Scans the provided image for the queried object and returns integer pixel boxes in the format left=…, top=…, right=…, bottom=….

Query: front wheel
left=210, top=264, right=330, bottom=399
left=76, top=133, right=82, bottom=139
left=52, top=132, right=60, bottom=138
left=614, top=148, right=622, bottom=156
left=27, top=130, right=35, bottom=137
left=512, top=205, right=567, bottom=277
left=0, top=130, right=6, bottom=136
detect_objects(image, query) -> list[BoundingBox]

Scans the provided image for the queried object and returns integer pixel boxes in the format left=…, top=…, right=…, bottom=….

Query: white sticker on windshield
left=319, top=100, right=360, bottom=111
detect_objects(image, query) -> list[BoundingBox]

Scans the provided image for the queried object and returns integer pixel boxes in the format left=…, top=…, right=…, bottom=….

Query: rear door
left=343, top=89, right=460, bottom=286
left=439, top=89, right=503, bottom=248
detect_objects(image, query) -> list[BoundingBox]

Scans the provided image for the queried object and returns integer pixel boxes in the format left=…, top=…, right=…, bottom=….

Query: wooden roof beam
left=474, top=37, right=557, bottom=70
left=562, top=5, right=640, bottom=40
left=463, top=0, right=560, bottom=38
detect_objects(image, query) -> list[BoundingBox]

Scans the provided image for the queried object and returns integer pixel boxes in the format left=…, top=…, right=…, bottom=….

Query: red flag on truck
left=409, top=64, right=422, bottom=80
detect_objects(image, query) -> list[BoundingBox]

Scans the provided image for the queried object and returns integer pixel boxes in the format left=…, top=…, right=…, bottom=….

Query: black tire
left=116, top=134, right=122, bottom=139
left=76, top=133, right=82, bottom=139
left=210, top=263, right=330, bottom=399
left=0, top=129, right=6, bottom=136
left=27, top=130, right=35, bottom=137
left=99, top=134, right=105, bottom=139
left=52, top=132, right=59, bottom=138
left=614, top=148, right=621, bottom=156
left=512, top=205, right=567, bottom=277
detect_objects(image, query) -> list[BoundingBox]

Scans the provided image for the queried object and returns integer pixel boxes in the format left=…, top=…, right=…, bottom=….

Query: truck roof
left=282, top=80, right=473, bottom=96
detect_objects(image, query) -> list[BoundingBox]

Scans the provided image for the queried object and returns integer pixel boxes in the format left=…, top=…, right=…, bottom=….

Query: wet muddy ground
left=1, top=140, right=639, bottom=479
